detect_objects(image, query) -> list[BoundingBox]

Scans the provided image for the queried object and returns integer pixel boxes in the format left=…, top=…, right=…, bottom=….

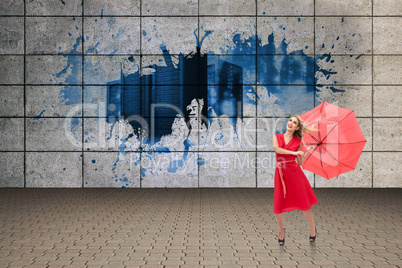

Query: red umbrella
left=299, top=101, right=367, bottom=179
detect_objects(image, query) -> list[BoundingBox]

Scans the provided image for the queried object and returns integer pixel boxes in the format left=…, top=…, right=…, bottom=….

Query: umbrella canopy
left=300, top=101, right=367, bottom=179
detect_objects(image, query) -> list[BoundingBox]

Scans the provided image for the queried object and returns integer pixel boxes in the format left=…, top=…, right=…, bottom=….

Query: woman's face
left=287, top=117, right=300, bottom=132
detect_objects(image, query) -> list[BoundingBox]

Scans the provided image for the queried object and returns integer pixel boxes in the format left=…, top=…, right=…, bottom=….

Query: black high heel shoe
left=278, top=229, right=285, bottom=246
left=309, top=226, right=317, bottom=242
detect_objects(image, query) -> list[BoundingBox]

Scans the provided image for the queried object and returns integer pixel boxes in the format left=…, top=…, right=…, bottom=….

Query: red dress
left=274, top=133, right=318, bottom=214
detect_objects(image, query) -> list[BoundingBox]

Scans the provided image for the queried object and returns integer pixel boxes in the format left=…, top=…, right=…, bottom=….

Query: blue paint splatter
left=33, top=110, right=46, bottom=120
left=56, top=36, right=82, bottom=106
left=70, top=117, right=80, bottom=130
left=118, top=142, right=127, bottom=152
left=329, top=86, right=345, bottom=93
left=197, top=157, right=206, bottom=166
left=92, top=159, right=96, bottom=163
left=315, top=54, right=337, bottom=79
left=194, top=29, right=213, bottom=48
left=167, top=159, right=183, bottom=173
left=154, top=146, right=170, bottom=152
left=167, top=138, right=195, bottom=173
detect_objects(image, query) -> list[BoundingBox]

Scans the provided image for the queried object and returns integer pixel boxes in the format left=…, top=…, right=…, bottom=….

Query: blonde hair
left=289, top=115, right=315, bottom=139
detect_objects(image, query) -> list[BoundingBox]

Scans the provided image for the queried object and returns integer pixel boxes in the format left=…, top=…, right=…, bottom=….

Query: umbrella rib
left=319, top=146, right=329, bottom=178
left=303, top=132, right=319, bottom=150
left=317, top=121, right=321, bottom=144
left=306, top=133, right=319, bottom=144
left=320, top=110, right=354, bottom=144
left=303, top=145, right=318, bottom=164
left=321, top=144, right=355, bottom=170
left=321, top=141, right=367, bottom=145
left=317, top=102, right=326, bottom=143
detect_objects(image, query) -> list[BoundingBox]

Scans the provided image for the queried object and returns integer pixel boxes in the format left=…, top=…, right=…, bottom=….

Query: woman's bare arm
left=272, top=135, right=303, bottom=156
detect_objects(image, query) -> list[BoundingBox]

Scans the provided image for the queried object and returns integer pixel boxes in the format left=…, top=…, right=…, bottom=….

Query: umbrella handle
left=305, top=146, right=316, bottom=152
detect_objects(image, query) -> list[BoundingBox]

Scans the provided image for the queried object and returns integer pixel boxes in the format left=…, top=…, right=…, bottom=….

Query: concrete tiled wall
left=0, top=0, right=401, bottom=188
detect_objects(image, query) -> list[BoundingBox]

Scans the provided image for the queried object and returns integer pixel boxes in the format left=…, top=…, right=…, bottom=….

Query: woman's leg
left=275, top=213, right=285, bottom=240
left=302, top=209, right=316, bottom=237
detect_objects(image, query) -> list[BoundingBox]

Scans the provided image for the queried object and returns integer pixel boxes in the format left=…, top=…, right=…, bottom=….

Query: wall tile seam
left=6, top=84, right=401, bottom=87
left=81, top=0, right=85, bottom=188
left=371, top=0, right=374, bottom=188
left=23, top=0, right=27, bottom=188
left=5, top=151, right=392, bottom=153
left=7, top=54, right=402, bottom=57
left=255, top=0, right=259, bottom=188
left=313, top=0, right=316, bottom=187
left=1, top=116, right=395, bottom=119
left=3, top=84, right=400, bottom=87
left=3, top=15, right=402, bottom=18
left=139, top=0, right=143, bottom=188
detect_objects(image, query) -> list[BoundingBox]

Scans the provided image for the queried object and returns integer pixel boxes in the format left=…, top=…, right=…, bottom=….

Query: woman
left=272, top=115, right=318, bottom=246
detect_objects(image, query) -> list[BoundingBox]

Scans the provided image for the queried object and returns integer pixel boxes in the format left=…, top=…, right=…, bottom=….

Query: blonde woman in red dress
left=272, top=115, right=318, bottom=246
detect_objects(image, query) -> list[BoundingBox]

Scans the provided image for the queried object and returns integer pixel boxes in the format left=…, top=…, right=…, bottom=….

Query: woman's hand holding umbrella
left=297, top=146, right=316, bottom=165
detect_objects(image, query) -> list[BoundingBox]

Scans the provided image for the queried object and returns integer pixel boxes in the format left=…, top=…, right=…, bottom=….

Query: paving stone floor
left=0, top=188, right=401, bottom=268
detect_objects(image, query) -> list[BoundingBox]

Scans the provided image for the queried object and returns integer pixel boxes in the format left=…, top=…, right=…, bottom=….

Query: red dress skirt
left=274, top=133, right=318, bottom=214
